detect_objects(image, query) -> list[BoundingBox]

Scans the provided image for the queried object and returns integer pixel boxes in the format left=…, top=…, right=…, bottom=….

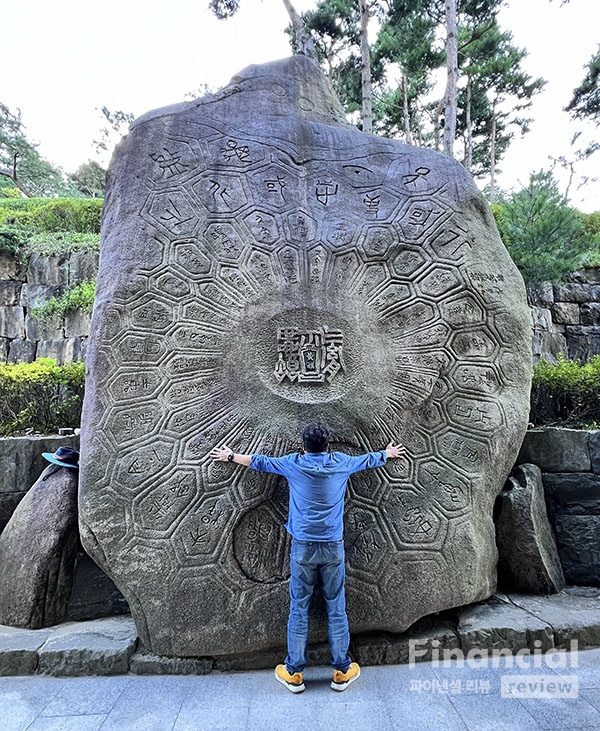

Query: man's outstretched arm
left=209, top=443, right=252, bottom=466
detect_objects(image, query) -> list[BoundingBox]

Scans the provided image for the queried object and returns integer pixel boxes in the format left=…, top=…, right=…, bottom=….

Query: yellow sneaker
left=331, top=662, right=361, bottom=691
left=275, top=663, right=305, bottom=693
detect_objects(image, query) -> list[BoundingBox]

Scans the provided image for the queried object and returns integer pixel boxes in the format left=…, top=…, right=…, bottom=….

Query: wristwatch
left=227, top=452, right=235, bottom=462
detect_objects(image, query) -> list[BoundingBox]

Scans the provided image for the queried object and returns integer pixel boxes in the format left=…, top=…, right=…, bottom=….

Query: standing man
left=210, top=423, right=406, bottom=693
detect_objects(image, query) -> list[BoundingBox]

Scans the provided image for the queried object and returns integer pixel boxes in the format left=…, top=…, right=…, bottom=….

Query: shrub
left=0, top=358, right=85, bottom=436
left=33, top=279, right=96, bottom=321
left=530, top=354, right=600, bottom=427
left=0, top=198, right=102, bottom=233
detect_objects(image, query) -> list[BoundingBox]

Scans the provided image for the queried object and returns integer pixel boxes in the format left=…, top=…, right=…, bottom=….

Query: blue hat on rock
left=42, top=446, right=80, bottom=469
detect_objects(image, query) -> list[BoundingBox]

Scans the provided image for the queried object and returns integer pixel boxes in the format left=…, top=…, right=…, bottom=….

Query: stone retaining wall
left=0, top=249, right=97, bottom=364
left=518, top=427, right=600, bottom=586
left=530, top=268, right=600, bottom=363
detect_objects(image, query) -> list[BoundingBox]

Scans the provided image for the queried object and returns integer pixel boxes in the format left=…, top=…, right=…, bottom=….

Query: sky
left=2, top=0, right=599, bottom=211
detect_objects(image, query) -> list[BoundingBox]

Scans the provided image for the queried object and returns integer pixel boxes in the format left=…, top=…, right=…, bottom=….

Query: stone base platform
left=1, top=588, right=599, bottom=677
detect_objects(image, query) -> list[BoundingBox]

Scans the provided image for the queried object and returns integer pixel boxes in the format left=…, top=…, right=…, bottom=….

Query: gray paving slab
left=0, top=647, right=599, bottom=731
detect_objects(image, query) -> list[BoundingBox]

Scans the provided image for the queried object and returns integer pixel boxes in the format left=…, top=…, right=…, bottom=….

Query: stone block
left=25, top=313, right=64, bottom=341
left=67, top=552, right=129, bottom=621
left=531, top=331, right=568, bottom=363
left=531, top=306, right=553, bottom=331
left=64, top=309, right=91, bottom=338
left=0, top=281, right=22, bottom=307
left=543, top=472, right=600, bottom=515
left=584, top=268, right=600, bottom=284
left=36, top=337, right=82, bottom=365
left=0, top=625, right=52, bottom=675
left=27, top=253, right=68, bottom=286
left=552, top=302, right=579, bottom=325
left=495, top=464, right=565, bottom=594
left=0, top=306, right=25, bottom=339
left=352, top=619, right=460, bottom=667
left=130, top=652, right=214, bottom=675
left=554, top=283, right=592, bottom=303
left=554, top=515, right=600, bottom=585
left=0, top=337, right=7, bottom=362
left=518, top=428, right=591, bottom=473
left=509, top=588, right=600, bottom=649
left=19, top=284, right=63, bottom=311
left=7, top=339, right=36, bottom=364
left=68, top=251, right=99, bottom=286
left=565, top=270, right=588, bottom=283
left=580, top=303, right=600, bottom=326
left=37, top=616, right=137, bottom=675
left=457, top=595, right=555, bottom=653
left=527, top=282, right=554, bottom=307
left=0, top=252, right=26, bottom=281
left=589, top=431, right=600, bottom=474
left=565, top=325, right=600, bottom=362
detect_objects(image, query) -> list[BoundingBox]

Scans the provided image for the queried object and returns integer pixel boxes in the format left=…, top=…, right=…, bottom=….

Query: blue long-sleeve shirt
left=249, top=450, right=387, bottom=541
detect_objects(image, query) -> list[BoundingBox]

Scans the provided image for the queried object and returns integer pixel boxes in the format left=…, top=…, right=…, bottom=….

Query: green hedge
left=530, top=355, right=600, bottom=427
left=0, top=358, right=85, bottom=436
left=33, top=279, right=96, bottom=320
left=0, top=198, right=103, bottom=233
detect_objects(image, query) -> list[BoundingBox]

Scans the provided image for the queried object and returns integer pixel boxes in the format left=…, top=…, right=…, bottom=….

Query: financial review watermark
left=408, top=638, right=579, bottom=697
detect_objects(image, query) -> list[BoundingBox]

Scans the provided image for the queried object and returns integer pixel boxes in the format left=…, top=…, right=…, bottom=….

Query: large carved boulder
left=79, top=56, right=532, bottom=657
left=0, top=465, right=79, bottom=628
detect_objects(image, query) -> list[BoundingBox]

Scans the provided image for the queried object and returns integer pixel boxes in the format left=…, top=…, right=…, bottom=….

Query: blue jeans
left=285, top=538, right=352, bottom=674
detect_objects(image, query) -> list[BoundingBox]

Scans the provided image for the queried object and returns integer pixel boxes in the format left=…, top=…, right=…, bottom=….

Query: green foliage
left=0, top=358, right=85, bottom=436
left=495, top=171, right=590, bottom=284
left=566, top=44, right=600, bottom=124
left=0, top=197, right=102, bottom=257
left=69, top=161, right=106, bottom=198
left=1, top=102, right=80, bottom=198
left=531, top=355, right=600, bottom=428
left=33, top=280, right=96, bottom=321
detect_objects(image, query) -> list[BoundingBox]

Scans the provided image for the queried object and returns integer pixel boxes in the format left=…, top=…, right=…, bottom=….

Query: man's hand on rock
left=209, top=443, right=233, bottom=462
left=386, top=441, right=407, bottom=460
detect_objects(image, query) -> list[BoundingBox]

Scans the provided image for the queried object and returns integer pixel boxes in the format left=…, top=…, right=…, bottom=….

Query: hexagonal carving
left=131, top=297, right=173, bottom=334
left=173, top=494, right=235, bottom=559
left=285, top=210, right=318, bottom=244
left=397, top=199, right=450, bottom=241
left=451, top=363, right=500, bottom=396
left=135, top=469, right=197, bottom=532
left=390, top=248, right=429, bottom=278
left=103, top=402, right=163, bottom=445
left=242, top=210, right=280, bottom=247
left=417, top=266, right=462, bottom=299
left=156, top=272, right=190, bottom=299
left=417, top=460, right=471, bottom=515
left=114, top=334, right=167, bottom=365
left=107, top=370, right=162, bottom=402
left=173, top=241, right=211, bottom=277
left=204, top=222, right=245, bottom=261
left=446, top=395, right=504, bottom=434
left=325, top=220, right=357, bottom=248
left=192, top=173, right=248, bottom=214
left=144, top=191, right=198, bottom=237
left=344, top=505, right=388, bottom=575
left=386, top=491, right=444, bottom=547
left=434, top=428, right=489, bottom=475
left=449, top=328, right=499, bottom=360
left=359, top=225, right=395, bottom=258
left=441, top=295, right=485, bottom=327
left=113, top=439, right=175, bottom=491
left=251, top=163, right=300, bottom=211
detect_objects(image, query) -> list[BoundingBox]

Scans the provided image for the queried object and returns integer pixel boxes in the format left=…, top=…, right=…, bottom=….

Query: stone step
left=1, top=589, right=599, bottom=676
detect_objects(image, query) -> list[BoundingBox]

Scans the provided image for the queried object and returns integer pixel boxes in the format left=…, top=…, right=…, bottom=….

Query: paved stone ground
left=0, top=645, right=598, bottom=731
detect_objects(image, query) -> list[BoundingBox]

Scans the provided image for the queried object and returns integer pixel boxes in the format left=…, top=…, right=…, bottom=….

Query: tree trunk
left=434, top=94, right=445, bottom=151
left=489, top=98, right=497, bottom=198
left=443, top=0, right=458, bottom=156
left=402, top=72, right=412, bottom=144
left=465, top=76, right=473, bottom=172
left=281, top=0, right=317, bottom=62
left=358, top=0, right=373, bottom=134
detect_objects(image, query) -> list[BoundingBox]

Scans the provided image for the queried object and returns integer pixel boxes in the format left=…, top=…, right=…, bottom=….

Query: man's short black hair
left=302, top=423, right=330, bottom=453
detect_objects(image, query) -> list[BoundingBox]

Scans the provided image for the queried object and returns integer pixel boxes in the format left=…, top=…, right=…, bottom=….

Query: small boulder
left=495, top=463, right=565, bottom=594
left=0, top=464, right=79, bottom=628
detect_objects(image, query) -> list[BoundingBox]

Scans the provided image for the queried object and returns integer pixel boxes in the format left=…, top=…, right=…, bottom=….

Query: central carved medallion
left=273, top=326, right=345, bottom=384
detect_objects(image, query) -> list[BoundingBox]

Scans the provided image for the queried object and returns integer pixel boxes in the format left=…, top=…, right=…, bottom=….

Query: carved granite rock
left=79, top=56, right=532, bottom=657
left=0, top=465, right=79, bottom=628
